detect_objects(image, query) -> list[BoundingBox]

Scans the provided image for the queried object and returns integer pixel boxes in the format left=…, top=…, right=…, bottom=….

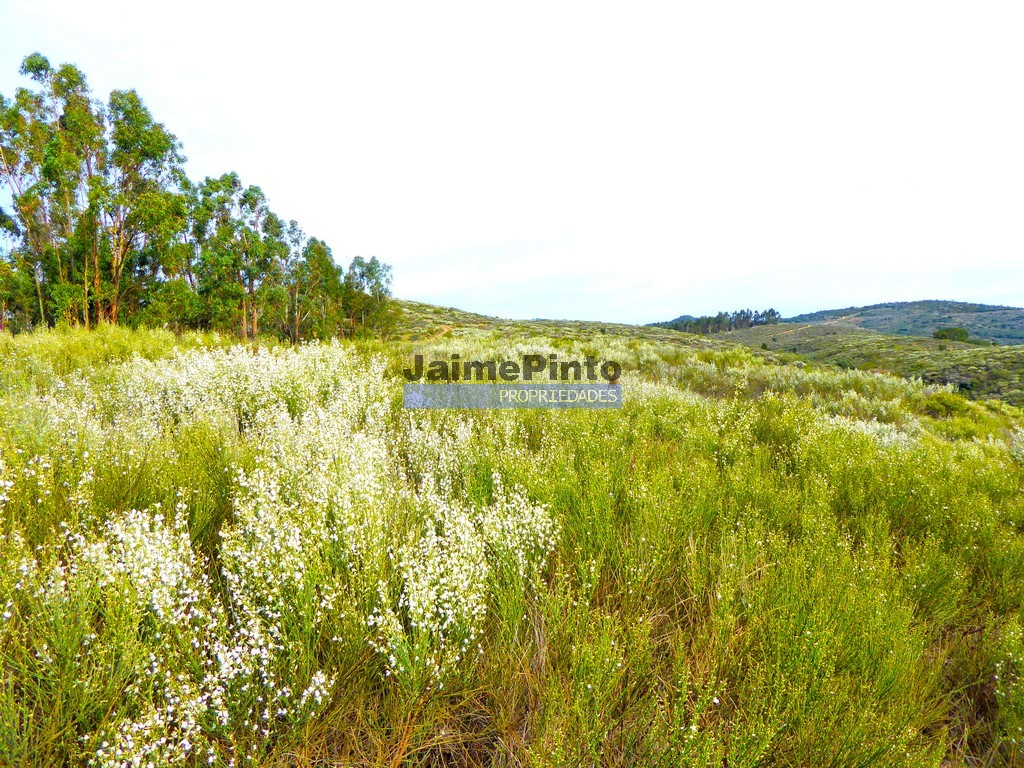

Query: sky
left=1, top=1, right=1022, bottom=323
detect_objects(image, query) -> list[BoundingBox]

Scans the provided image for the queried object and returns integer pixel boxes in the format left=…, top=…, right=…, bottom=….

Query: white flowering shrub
left=67, top=505, right=336, bottom=768
left=369, top=476, right=557, bottom=692
left=0, top=344, right=405, bottom=765
left=1011, top=428, right=1024, bottom=465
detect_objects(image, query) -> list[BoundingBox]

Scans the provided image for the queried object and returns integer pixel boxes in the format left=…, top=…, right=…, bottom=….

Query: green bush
left=934, top=327, right=971, bottom=342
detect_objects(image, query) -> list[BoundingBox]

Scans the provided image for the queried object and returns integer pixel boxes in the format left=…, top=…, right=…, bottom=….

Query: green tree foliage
left=0, top=53, right=392, bottom=340
left=933, top=327, right=970, bottom=342
left=343, top=255, right=394, bottom=336
left=651, top=308, right=781, bottom=334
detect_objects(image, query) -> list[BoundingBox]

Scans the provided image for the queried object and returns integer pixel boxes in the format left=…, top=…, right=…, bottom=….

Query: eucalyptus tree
left=194, top=173, right=286, bottom=339
left=0, top=53, right=184, bottom=327
left=343, top=255, right=393, bottom=335
left=301, top=238, right=345, bottom=339
left=278, top=220, right=307, bottom=342
left=0, top=53, right=105, bottom=326
left=96, top=89, right=184, bottom=323
left=237, top=185, right=286, bottom=338
left=0, top=52, right=393, bottom=340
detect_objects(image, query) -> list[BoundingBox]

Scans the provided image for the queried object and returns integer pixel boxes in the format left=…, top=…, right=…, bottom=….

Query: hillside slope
left=395, top=300, right=1024, bottom=406
left=393, top=299, right=757, bottom=350
left=724, top=322, right=1024, bottom=405
left=788, top=300, right=1024, bottom=344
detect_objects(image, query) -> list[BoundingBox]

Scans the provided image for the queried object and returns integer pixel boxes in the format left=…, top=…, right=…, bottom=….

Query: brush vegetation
left=2, top=324, right=1024, bottom=767
left=788, top=301, right=1024, bottom=346
left=724, top=322, right=1024, bottom=407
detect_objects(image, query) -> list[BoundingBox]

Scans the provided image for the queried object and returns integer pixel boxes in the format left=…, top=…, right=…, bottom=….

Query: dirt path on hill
left=772, top=324, right=814, bottom=336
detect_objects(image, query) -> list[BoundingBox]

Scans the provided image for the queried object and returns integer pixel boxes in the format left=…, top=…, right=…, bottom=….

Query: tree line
left=650, top=308, right=782, bottom=335
left=0, top=53, right=393, bottom=339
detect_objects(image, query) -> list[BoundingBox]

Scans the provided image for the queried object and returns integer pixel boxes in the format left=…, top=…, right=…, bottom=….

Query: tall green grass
left=0, top=327, right=1023, bottom=766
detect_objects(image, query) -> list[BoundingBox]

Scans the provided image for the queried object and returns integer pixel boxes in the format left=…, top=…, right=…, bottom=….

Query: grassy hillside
left=393, top=299, right=756, bottom=350
left=724, top=322, right=1024, bottom=407
left=788, top=300, right=1024, bottom=345
left=2, top=325, right=1024, bottom=766
left=394, top=301, right=1024, bottom=408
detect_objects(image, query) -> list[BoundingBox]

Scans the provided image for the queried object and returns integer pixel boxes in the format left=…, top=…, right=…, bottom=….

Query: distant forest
left=0, top=53, right=392, bottom=340
left=650, top=308, right=781, bottom=335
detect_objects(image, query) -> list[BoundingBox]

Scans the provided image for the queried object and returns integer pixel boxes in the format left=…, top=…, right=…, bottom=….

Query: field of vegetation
left=396, top=301, right=1024, bottom=409
left=394, top=300, right=757, bottom=350
left=724, top=323, right=1024, bottom=408
left=2, top=323, right=1024, bottom=767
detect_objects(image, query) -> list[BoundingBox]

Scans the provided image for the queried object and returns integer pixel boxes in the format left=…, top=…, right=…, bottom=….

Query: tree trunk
left=93, top=238, right=102, bottom=324
left=34, top=264, right=46, bottom=326
left=82, top=254, right=90, bottom=330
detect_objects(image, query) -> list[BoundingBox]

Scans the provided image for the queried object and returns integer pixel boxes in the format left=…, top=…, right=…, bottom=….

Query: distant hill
left=660, top=314, right=698, bottom=324
left=787, top=300, right=1024, bottom=345
left=391, top=299, right=746, bottom=349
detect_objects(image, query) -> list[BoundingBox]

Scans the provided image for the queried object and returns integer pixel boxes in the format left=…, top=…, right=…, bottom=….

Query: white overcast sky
left=2, top=1, right=1022, bottom=322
